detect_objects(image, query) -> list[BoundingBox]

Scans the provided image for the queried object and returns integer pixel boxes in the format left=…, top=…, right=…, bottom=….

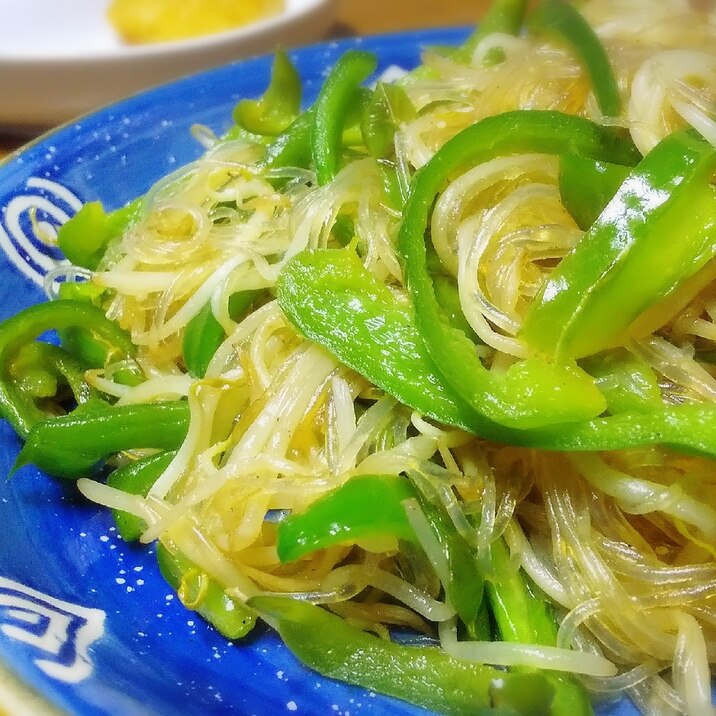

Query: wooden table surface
left=0, top=0, right=487, bottom=157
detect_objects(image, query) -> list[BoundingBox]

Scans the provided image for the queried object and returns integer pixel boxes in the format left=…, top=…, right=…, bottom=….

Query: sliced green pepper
left=258, top=108, right=314, bottom=172
left=456, top=0, right=529, bottom=65
left=361, top=82, right=416, bottom=159
left=182, top=289, right=261, bottom=378
left=311, top=50, right=377, bottom=185
left=529, top=0, right=621, bottom=117
left=10, top=342, right=94, bottom=408
left=0, top=300, right=135, bottom=437
left=522, top=129, right=716, bottom=360
left=277, top=472, right=485, bottom=638
left=487, top=538, right=593, bottom=716
left=14, top=400, right=189, bottom=478
left=277, top=246, right=716, bottom=459
left=559, top=153, right=631, bottom=230
left=276, top=474, right=417, bottom=563
left=108, top=450, right=177, bottom=541
left=277, top=248, right=486, bottom=433
left=417, top=494, right=486, bottom=640
left=57, top=198, right=141, bottom=270
left=580, top=350, right=662, bottom=415
left=398, top=110, right=639, bottom=430
left=157, top=543, right=255, bottom=640
left=250, top=596, right=555, bottom=715
left=233, top=49, right=301, bottom=136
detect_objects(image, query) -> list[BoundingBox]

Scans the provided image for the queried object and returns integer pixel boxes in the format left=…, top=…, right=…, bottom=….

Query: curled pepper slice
left=233, top=49, right=301, bottom=136
left=250, top=595, right=556, bottom=715
left=0, top=300, right=135, bottom=437
left=158, top=543, right=255, bottom=640
left=276, top=474, right=417, bottom=563
left=14, top=400, right=189, bottom=479
left=108, top=450, right=177, bottom=541
left=522, top=129, right=716, bottom=360
left=529, top=0, right=621, bottom=117
left=456, top=0, right=529, bottom=65
left=311, top=50, right=377, bottom=185
left=398, top=110, right=639, bottom=429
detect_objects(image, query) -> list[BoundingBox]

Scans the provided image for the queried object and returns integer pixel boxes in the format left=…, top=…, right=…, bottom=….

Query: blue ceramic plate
left=0, top=28, right=682, bottom=716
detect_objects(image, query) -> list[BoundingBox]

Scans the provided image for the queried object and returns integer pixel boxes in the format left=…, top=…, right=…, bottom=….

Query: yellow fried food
left=108, top=0, right=284, bottom=44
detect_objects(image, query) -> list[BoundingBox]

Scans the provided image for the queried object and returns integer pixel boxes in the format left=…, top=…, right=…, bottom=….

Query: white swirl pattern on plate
left=0, top=576, right=105, bottom=684
left=0, top=178, right=79, bottom=287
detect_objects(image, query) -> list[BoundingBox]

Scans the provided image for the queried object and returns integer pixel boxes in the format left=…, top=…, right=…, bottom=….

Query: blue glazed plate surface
left=0, top=28, right=686, bottom=716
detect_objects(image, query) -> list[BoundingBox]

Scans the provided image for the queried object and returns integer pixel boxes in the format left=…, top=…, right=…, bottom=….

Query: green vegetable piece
left=57, top=198, right=141, bottom=270
left=418, top=496, right=485, bottom=640
left=581, top=350, right=662, bottom=415
left=522, top=129, right=716, bottom=360
left=277, top=248, right=488, bottom=434
left=107, top=451, right=176, bottom=541
left=182, top=302, right=225, bottom=379
left=182, top=290, right=261, bottom=378
left=486, top=538, right=594, bottom=715
left=361, top=82, right=417, bottom=159
left=259, top=107, right=314, bottom=171
left=276, top=474, right=418, bottom=563
left=0, top=300, right=135, bottom=437
left=529, top=0, right=621, bottom=117
left=14, top=400, right=189, bottom=479
left=312, top=50, right=378, bottom=185
left=249, top=595, right=555, bottom=715
left=399, top=110, right=641, bottom=429
left=157, top=543, right=255, bottom=640
left=56, top=281, right=116, bottom=368
left=457, top=0, right=529, bottom=65
left=432, top=269, right=479, bottom=341
left=559, top=153, right=631, bottom=230
left=11, top=342, right=93, bottom=405
left=233, top=49, right=301, bottom=136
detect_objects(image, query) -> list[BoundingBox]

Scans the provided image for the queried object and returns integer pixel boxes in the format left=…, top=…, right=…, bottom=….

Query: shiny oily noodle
left=6, top=0, right=716, bottom=714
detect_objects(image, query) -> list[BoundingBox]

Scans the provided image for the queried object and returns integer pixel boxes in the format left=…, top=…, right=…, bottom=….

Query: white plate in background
left=0, top=0, right=335, bottom=133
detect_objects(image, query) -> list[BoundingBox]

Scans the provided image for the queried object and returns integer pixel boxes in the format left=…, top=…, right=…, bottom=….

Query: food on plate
left=108, top=0, right=284, bottom=43
left=2, top=0, right=716, bottom=714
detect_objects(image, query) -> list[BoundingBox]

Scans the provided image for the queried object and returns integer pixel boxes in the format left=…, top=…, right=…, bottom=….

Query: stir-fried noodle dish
left=3, top=1, right=716, bottom=714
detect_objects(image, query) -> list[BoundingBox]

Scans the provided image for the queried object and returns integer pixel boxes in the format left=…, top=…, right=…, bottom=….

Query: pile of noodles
left=61, top=1, right=716, bottom=713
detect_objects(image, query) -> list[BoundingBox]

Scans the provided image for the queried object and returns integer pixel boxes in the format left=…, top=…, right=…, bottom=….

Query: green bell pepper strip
left=249, top=596, right=556, bottom=715
left=277, top=246, right=716, bottom=459
left=258, top=107, right=314, bottom=171
left=11, top=342, right=95, bottom=407
left=455, top=0, right=529, bottom=65
left=157, top=543, right=255, bottom=640
left=56, top=281, right=121, bottom=370
left=276, top=472, right=485, bottom=638
left=182, top=289, right=261, bottom=378
left=57, top=198, right=141, bottom=271
left=528, top=0, right=621, bottom=117
left=14, top=400, right=190, bottom=479
left=311, top=50, right=378, bottom=185
left=0, top=300, right=135, bottom=437
left=107, top=450, right=177, bottom=541
left=233, top=49, right=301, bottom=136
left=276, top=474, right=417, bottom=562
left=487, top=538, right=593, bottom=716
left=417, top=494, right=486, bottom=640
left=277, top=248, right=486, bottom=434
left=580, top=350, right=662, bottom=415
left=398, top=110, right=640, bottom=429
left=559, top=153, right=631, bottom=230
left=522, top=129, right=716, bottom=360
left=361, top=82, right=417, bottom=159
